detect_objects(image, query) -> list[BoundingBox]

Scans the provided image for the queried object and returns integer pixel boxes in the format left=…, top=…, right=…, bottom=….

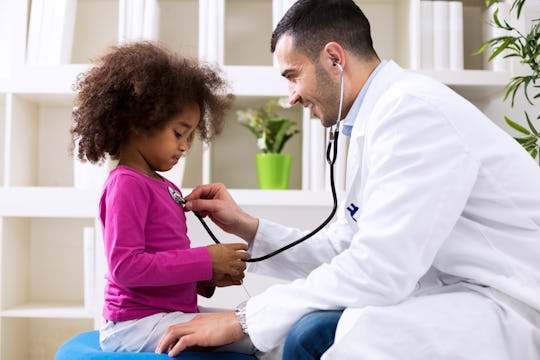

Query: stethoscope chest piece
left=168, top=186, right=186, bottom=205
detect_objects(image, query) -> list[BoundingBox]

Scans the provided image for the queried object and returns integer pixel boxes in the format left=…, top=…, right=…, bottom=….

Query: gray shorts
left=99, top=307, right=257, bottom=354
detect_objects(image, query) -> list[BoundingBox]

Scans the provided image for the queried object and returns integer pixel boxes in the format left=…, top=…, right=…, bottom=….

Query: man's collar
left=341, top=60, right=387, bottom=136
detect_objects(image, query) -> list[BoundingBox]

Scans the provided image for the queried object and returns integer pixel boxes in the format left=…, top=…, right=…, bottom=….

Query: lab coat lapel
left=344, top=61, right=406, bottom=221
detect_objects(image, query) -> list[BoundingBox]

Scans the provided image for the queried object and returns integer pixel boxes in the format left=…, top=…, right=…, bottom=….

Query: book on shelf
left=272, top=0, right=296, bottom=29
left=198, top=0, right=224, bottom=63
left=143, top=0, right=160, bottom=40
left=409, top=0, right=422, bottom=70
left=26, top=0, right=77, bottom=65
left=482, top=1, right=510, bottom=72
left=272, top=0, right=296, bottom=66
left=448, top=0, right=464, bottom=70
left=418, top=0, right=464, bottom=71
left=119, top=0, right=160, bottom=43
left=420, top=0, right=434, bottom=69
left=0, top=2, right=13, bottom=78
left=433, top=0, right=450, bottom=70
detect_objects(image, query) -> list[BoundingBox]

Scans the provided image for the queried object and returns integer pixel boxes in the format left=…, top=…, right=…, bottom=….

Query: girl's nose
left=178, top=139, right=189, bottom=152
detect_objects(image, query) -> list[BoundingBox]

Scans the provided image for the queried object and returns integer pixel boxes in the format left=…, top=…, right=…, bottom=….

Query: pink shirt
left=99, top=166, right=213, bottom=322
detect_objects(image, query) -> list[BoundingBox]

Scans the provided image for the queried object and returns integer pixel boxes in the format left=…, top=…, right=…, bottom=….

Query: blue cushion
left=55, top=330, right=256, bottom=360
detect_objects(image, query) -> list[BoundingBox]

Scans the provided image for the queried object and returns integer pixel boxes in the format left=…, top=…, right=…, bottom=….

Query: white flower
left=236, top=109, right=254, bottom=124
left=257, top=138, right=266, bottom=150
left=278, top=97, right=292, bottom=109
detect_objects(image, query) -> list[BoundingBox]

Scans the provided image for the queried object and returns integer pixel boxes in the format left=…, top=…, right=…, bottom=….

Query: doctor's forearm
left=233, top=211, right=259, bottom=244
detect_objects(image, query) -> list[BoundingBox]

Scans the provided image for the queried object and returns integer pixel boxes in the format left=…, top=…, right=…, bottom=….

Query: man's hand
left=185, top=183, right=259, bottom=242
left=155, top=312, right=245, bottom=357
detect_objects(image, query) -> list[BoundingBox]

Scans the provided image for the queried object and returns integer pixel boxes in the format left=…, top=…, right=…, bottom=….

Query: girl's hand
left=206, top=243, right=250, bottom=278
left=202, top=273, right=243, bottom=287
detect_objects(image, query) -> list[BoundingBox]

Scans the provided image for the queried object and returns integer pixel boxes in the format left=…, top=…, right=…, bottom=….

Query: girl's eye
left=174, top=130, right=182, bottom=138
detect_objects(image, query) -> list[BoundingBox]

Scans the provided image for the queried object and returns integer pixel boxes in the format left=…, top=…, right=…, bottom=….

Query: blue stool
left=55, top=330, right=257, bottom=360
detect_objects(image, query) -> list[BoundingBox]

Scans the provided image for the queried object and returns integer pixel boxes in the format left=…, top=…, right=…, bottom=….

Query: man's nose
left=288, top=85, right=300, bottom=106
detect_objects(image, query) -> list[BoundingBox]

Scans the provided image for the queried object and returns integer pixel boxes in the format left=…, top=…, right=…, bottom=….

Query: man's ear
left=322, top=42, right=346, bottom=72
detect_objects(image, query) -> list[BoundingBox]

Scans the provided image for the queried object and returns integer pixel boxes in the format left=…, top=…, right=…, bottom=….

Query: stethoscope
left=169, top=62, right=345, bottom=263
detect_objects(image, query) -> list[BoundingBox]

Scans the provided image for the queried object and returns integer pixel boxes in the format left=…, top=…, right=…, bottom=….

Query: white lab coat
left=246, top=61, right=540, bottom=359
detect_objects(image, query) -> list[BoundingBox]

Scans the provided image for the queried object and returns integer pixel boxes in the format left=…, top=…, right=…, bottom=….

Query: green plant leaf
left=472, top=41, right=491, bottom=56
left=489, top=37, right=514, bottom=60
left=274, top=120, right=299, bottom=153
left=492, top=7, right=503, bottom=27
left=240, top=122, right=262, bottom=139
left=524, top=111, right=539, bottom=136
left=522, top=136, right=538, bottom=147
left=236, top=98, right=300, bottom=154
left=505, top=116, right=532, bottom=135
left=513, top=0, right=526, bottom=19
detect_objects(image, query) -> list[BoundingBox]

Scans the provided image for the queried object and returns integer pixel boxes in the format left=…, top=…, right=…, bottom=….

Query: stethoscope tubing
left=183, top=133, right=339, bottom=263
left=171, top=63, right=345, bottom=262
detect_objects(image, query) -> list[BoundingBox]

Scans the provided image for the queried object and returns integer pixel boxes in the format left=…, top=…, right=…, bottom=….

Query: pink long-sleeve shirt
left=99, top=165, right=213, bottom=322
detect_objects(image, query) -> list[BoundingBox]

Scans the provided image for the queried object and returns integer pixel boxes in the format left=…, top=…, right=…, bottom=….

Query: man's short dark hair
left=271, top=0, right=378, bottom=61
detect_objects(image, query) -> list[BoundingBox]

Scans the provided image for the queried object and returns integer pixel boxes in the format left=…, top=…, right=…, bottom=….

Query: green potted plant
left=476, top=0, right=539, bottom=163
left=237, top=98, right=300, bottom=189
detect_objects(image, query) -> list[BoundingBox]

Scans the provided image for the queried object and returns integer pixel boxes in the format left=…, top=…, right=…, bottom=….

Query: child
left=71, top=42, right=252, bottom=353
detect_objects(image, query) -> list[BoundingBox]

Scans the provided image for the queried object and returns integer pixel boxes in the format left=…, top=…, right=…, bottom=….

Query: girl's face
left=128, top=102, right=201, bottom=175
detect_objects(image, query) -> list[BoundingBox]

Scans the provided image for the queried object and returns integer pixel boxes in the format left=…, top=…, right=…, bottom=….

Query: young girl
left=71, top=42, right=252, bottom=353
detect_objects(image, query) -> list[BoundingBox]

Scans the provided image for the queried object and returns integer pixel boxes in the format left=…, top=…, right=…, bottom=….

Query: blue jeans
left=283, top=310, right=343, bottom=360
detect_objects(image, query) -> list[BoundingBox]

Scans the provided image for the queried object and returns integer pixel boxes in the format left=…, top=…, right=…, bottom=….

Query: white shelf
left=8, top=64, right=89, bottom=94
left=0, top=187, right=99, bottom=217
left=417, top=69, right=510, bottom=100
left=0, top=187, right=337, bottom=216
left=224, top=66, right=287, bottom=96
left=0, top=302, right=92, bottom=319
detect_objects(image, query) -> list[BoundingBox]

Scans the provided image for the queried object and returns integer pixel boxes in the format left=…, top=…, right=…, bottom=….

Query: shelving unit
left=0, top=0, right=522, bottom=358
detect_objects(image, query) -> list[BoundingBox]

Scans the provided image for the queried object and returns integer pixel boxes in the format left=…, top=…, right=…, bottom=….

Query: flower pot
left=256, top=153, right=292, bottom=189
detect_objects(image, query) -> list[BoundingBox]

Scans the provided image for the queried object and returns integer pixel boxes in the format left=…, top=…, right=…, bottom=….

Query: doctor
left=156, top=0, right=540, bottom=358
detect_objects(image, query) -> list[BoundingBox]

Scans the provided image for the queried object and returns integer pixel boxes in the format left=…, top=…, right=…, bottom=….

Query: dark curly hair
left=71, top=41, right=233, bottom=164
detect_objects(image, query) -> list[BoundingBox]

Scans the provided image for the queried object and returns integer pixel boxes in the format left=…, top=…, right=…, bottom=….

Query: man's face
left=275, top=34, right=341, bottom=127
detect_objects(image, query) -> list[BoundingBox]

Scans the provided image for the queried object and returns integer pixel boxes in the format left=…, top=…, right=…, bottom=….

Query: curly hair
left=71, top=41, right=233, bottom=164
